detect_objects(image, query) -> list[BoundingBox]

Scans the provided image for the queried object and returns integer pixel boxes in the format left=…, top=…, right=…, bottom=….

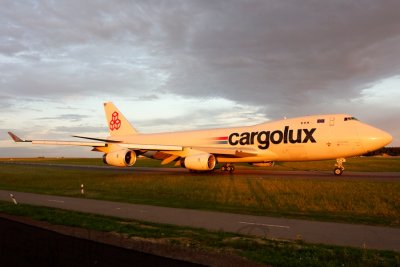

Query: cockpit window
left=344, top=116, right=358, bottom=121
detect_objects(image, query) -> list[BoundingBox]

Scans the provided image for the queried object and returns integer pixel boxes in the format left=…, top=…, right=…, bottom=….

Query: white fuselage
left=111, top=114, right=392, bottom=163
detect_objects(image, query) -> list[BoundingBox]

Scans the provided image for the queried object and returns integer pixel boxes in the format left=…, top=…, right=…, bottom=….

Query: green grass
left=0, top=158, right=399, bottom=226
left=1, top=202, right=399, bottom=267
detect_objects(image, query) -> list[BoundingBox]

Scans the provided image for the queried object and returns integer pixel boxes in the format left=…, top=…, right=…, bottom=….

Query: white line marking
left=48, top=199, right=65, bottom=203
left=238, top=221, right=290, bottom=229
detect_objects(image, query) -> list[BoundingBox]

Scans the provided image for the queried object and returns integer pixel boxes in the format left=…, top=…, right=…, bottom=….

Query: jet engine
left=103, top=149, right=136, bottom=167
left=181, top=153, right=216, bottom=171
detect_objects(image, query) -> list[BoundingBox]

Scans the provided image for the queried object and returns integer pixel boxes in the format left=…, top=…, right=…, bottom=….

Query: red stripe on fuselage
left=211, top=136, right=228, bottom=140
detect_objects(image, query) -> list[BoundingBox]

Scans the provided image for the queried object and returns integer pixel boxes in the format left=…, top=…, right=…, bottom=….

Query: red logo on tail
left=109, top=111, right=121, bottom=131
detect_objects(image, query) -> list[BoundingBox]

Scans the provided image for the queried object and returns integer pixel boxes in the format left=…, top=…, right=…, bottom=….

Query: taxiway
left=0, top=189, right=399, bottom=251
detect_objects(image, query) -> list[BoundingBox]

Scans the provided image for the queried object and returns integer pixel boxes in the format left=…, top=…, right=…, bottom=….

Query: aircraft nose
left=359, top=125, right=393, bottom=152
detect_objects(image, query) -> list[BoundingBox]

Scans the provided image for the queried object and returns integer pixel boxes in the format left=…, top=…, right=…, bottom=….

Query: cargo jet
left=8, top=102, right=392, bottom=175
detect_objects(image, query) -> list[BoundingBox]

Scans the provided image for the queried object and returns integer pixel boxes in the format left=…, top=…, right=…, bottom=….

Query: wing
left=74, top=135, right=258, bottom=158
left=8, top=132, right=106, bottom=147
left=73, top=135, right=183, bottom=151
left=8, top=132, right=183, bottom=151
left=9, top=132, right=261, bottom=159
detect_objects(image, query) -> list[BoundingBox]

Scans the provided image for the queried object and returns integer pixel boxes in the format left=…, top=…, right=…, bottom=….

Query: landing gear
left=221, top=163, right=235, bottom=173
left=334, top=158, right=346, bottom=176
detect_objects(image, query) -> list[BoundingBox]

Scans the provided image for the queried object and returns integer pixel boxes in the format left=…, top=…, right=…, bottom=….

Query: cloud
left=1, top=0, right=399, bottom=155
left=135, top=103, right=268, bottom=133
left=157, top=1, right=400, bottom=116
left=37, top=114, right=88, bottom=122
left=2, top=1, right=400, bottom=115
left=53, top=126, right=105, bottom=134
left=131, top=94, right=160, bottom=101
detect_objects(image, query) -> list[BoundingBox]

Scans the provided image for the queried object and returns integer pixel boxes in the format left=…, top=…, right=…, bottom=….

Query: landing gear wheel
left=227, top=165, right=235, bottom=173
left=334, top=167, right=344, bottom=176
left=221, top=164, right=235, bottom=173
left=334, top=158, right=346, bottom=176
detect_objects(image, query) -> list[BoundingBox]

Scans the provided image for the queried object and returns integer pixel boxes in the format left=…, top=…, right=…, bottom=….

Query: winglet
left=8, top=132, right=30, bottom=142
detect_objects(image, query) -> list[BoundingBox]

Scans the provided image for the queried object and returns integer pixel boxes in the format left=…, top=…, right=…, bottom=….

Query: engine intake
left=181, top=153, right=216, bottom=171
left=103, top=149, right=136, bottom=167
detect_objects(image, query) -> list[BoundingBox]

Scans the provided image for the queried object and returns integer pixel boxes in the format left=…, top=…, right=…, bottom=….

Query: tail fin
left=104, top=102, right=138, bottom=136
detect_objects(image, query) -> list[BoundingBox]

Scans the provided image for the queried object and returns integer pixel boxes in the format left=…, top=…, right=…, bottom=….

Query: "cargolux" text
left=228, top=126, right=316, bottom=150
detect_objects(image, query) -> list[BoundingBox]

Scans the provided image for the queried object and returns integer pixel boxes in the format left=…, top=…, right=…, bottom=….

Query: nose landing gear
left=334, top=158, right=346, bottom=176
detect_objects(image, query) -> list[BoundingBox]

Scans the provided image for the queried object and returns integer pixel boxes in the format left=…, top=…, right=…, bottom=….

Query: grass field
left=0, top=202, right=399, bottom=267
left=0, top=157, right=399, bottom=226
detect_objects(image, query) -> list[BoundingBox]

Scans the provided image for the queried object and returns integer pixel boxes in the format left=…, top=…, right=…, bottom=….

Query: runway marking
left=48, top=199, right=65, bottom=203
left=239, top=221, right=290, bottom=229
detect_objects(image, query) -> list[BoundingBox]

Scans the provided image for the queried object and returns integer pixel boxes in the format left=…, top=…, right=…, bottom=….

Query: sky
left=1, top=0, right=399, bottom=157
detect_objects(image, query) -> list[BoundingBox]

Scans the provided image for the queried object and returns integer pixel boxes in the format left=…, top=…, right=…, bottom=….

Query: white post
left=10, top=193, right=18, bottom=205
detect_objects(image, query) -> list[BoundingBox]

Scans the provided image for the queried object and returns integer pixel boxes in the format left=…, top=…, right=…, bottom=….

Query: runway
left=1, top=189, right=399, bottom=252
left=2, top=161, right=400, bottom=181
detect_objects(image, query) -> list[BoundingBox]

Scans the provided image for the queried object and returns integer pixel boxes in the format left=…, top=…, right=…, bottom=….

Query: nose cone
left=380, top=131, right=393, bottom=146
left=359, top=125, right=393, bottom=152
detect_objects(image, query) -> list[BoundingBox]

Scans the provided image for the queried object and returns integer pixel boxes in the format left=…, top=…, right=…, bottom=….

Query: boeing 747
left=8, top=102, right=392, bottom=175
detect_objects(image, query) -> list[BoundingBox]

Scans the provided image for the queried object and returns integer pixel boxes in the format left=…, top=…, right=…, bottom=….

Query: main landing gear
left=221, top=163, right=235, bottom=173
left=334, top=158, right=346, bottom=176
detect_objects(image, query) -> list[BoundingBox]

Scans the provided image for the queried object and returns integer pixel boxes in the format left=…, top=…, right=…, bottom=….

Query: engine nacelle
left=181, top=153, right=216, bottom=171
left=103, top=149, right=137, bottom=167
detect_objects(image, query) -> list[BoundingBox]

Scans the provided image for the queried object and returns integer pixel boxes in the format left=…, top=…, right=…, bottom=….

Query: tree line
left=363, top=147, right=400, bottom=156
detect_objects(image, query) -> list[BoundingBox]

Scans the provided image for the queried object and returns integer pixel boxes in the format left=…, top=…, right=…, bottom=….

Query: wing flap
left=73, top=135, right=183, bottom=151
left=72, top=135, right=121, bottom=143
left=161, top=155, right=180, bottom=165
left=32, top=140, right=106, bottom=147
left=119, top=143, right=183, bottom=151
left=191, top=146, right=259, bottom=157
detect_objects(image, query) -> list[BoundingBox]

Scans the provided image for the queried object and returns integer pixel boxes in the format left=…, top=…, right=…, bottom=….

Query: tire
left=334, top=168, right=343, bottom=176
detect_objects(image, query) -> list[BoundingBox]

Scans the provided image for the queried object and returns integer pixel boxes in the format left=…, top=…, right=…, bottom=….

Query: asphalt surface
left=2, top=161, right=400, bottom=181
left=1, top=189, right=399, bottom=252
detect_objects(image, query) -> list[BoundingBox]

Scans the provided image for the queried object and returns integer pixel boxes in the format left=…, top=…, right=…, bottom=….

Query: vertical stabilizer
left=104, top=102, right=138, bottom=136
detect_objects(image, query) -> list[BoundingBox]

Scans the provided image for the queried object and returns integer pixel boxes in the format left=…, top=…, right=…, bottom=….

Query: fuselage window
left=344, top=117, right=359, bottom=121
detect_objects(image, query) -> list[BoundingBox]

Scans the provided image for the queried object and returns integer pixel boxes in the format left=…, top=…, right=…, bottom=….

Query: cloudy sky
left=1, top=0, right=399, bottom=157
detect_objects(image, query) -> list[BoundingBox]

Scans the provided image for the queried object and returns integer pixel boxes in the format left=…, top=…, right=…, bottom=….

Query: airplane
left=8, top=102, right=393, bottom=175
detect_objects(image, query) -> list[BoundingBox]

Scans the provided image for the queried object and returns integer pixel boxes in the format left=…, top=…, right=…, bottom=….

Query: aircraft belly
left=217, top=157, right=272, bottom=163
